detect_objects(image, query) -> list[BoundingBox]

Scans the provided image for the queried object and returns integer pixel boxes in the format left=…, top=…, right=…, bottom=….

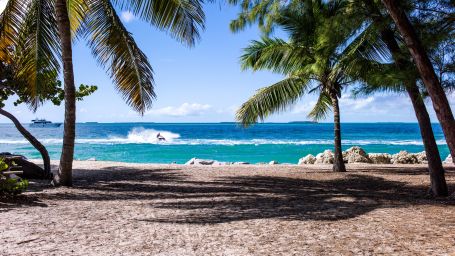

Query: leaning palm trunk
left=54, top=0, right=76, bottom=186
left=405, top=82, right=448, bottom=196
left=381, top=0, right=455, bottom=161
left=0, top=108, right=51, bottom=174
left=378, top=26, right=448, bottom=196
left=330, top=91, right=346, bottom=172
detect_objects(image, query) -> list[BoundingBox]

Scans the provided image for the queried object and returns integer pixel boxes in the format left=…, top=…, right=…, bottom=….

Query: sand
left=1, top=161, right=455, bottom=256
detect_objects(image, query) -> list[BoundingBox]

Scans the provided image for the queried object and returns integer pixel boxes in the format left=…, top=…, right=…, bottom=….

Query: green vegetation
left=0, top=159, right=28, bottom=196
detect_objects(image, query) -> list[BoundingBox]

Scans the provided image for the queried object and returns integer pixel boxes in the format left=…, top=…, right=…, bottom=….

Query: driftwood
left=0, top=153, right=53, bottom=180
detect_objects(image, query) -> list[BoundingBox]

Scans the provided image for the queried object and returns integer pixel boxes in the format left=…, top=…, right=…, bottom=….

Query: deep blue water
left=0, top=123, right=449, bottom=164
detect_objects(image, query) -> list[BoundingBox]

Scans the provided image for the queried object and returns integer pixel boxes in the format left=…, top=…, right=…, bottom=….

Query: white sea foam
left=0, top=128, right=447, bottom=146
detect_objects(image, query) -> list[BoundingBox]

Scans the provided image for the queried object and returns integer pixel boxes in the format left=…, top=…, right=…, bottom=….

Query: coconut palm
left=236, top=2, right=362, bottom=172
left=344, top=0, right=450, bottom=196
left=380, top=0, right=455, bottom=161
left=0, top=0, right=207, bottom=186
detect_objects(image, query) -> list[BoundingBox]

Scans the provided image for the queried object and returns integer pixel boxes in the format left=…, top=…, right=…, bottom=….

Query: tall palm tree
left=0, top=0, right=208, bottom=186
left=338, top=0, right=449, bottom=196
left=236, top=2, right=361, bottom=172
left=381, top=0, right=455, bottom=160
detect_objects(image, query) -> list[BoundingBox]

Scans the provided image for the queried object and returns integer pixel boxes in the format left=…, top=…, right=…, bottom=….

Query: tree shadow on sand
left=26, top=165, right=455, bottom=224
left=140, top=174, right=455, bottom=224
left=0, top=195, right=48, bottom=213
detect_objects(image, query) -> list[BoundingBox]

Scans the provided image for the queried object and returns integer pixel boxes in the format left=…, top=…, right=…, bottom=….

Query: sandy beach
left=1, top=161, right=454, bottom=255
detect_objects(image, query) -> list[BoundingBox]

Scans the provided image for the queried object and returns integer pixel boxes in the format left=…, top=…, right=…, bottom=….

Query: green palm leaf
left=241, top=37, right=312, bottom=75
left=84, top=0, right=155, bottom=114
left=0, top=0, right=28, bottom=62
left=307, top=91, right=331, bottom=121
left=14, top=0, right=61, bottom=110
left=236, top=77, right=309, bottom=127
left=112, top=0, right=206, bottom=46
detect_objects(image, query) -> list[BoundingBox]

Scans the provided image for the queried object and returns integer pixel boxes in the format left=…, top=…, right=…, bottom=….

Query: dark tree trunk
left=0, top=108, right=52, bottom=175
left=330, top=92, right=346, bottom=172
left=376, top=21, right=448, bottom=197
left=54, top=0, right=76, bottom=187
left=405, top=83, right=448, bottom=196
left=381, top=0, right=455, bottom=160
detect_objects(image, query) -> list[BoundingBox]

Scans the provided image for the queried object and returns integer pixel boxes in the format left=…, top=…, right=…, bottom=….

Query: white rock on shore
left=368, top=153, right=392, bottom=164
left=269, top=161, right=279, bottom=165
left=343, top=146, right=372, bottom=164
left=185, top=158, right=217, bottom=166
left=444, top=155, right=453, bottom=164
left=298, top=154, right=316, bottom=165
left=413, top=152, right=427, bottom=164
left=315, top=150, right=334, bottom=164
left=299, top=147, right=432, bottom=165
left=391, top=151, right=419, bottom=164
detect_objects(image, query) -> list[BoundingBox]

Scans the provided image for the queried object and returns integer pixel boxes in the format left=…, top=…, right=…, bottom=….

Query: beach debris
left=368, top=153, right=392, bottom=164
left=298, top=154, right=316, bottom=165
left=391, top=151, right=419, bottom=164
left=233, top=162, right=250, bottom=165
left=87, top=157, right=97, bottom=161
left=315, top=150, right=334, bottom=164
left=269, top=161, right=279, bottom=165
left=343, top=146, right=372, bottom=164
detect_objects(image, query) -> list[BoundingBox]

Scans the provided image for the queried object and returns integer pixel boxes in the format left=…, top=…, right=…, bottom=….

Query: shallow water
left=0, top=123, right=449, bottom=164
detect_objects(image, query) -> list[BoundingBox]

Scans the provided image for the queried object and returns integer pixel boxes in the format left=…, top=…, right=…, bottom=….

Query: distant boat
left=288, top=121, right=318, bottom=124
left=30, top=119, right=61, bottom=128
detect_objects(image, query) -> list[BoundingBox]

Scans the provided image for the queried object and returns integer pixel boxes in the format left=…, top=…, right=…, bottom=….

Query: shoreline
left=30, top=159, right=455, bottom=169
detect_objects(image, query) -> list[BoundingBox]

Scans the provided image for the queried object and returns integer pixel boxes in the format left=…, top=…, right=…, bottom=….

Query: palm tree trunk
left=381, top=0, right=455, bottom=161
left=0, top=108, right=51, bottom=175
left=330, top=91, right=346, bottom=172
left=405, top=83, right=448, bottom=196
left=54, top=0, right=76, bottom=187
left=376, top=24, right=448, bottom=196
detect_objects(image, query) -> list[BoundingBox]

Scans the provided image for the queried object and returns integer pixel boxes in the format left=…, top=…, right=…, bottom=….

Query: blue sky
left=0, top=1, right=453, bottom=123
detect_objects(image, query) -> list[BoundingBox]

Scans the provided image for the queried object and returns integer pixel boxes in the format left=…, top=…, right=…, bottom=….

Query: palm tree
left=236, top=2, right=361, bottom=172
left=0, top=0, right=207, bottom=186
left=381, top=0, right=455, bottom=161
left=347, top=0, right=449, bottom=196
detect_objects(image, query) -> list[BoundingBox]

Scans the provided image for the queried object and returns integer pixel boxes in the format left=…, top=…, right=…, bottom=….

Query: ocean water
left=0, top=123, right=450, bottom=164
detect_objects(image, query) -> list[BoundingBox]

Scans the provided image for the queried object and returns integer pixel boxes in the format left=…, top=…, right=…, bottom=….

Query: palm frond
left=14, top=0, right=61, bottom=110
left=307, top=91, right=331, bottom=121
left=84, top=0, right=155, bottom=114
left=112, top=0, right=206, bottom=46
left=229, top=0, right=283, bottom=35
left=241, top=37, right=312, bottom=74
left=0, top=0, right=29, bottom=62
left=67, top=0, right=88, bottom=40
left=236, top=76, right=309, bottom=127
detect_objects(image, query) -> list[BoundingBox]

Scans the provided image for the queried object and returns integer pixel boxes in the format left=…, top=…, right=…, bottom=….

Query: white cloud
left=120, top=11, right=135, bottom=23
left=146, top=103, right=212, bottom=117
left=0, top=0, right=7, bottom=14
left=339, top=95, right=375, bottom=110
left=292, top=100, right=317, bottom=114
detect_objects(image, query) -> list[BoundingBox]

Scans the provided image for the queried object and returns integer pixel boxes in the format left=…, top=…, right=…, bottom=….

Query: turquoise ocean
left=0, top=123, right=449, bottom=164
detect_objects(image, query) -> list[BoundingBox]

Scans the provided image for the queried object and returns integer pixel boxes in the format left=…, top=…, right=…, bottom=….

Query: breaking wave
left=0, top=127, right=447, bottom=147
